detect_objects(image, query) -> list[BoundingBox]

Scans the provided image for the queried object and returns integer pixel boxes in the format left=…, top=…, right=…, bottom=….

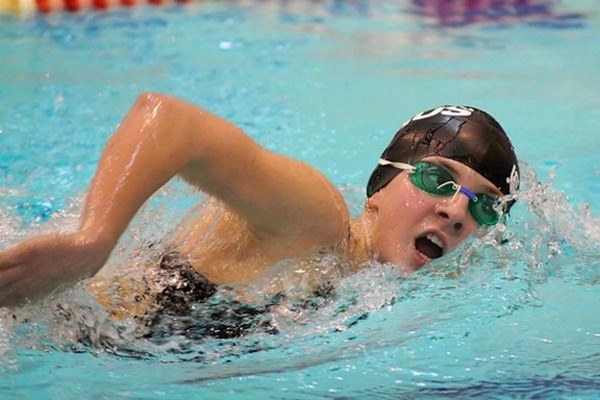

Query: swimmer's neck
left=348, top=212, right=376, bottom=269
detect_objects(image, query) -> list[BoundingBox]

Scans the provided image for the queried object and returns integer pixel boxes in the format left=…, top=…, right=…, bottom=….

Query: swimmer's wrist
left=71, top=230, right=117, bottom=277
left=76, top=226, right=119, bottom=249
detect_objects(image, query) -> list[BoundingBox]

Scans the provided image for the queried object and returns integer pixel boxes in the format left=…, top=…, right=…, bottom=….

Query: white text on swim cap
left=410, top=105, right=474, bottom=123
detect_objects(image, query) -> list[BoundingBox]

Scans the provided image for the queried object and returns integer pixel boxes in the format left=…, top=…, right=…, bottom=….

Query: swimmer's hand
left=0, top=233, right=111, bottom=307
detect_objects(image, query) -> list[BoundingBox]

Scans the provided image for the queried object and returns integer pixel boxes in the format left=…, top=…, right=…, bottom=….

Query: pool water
left=1, top=0, right=600, bottom=398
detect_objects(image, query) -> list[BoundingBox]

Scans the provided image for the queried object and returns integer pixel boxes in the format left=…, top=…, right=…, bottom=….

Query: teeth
left=426, top=234, right=443, bottom=249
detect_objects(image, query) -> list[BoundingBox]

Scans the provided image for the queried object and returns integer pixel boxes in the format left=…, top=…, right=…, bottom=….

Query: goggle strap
left=378, top=159, right=415, bottom=171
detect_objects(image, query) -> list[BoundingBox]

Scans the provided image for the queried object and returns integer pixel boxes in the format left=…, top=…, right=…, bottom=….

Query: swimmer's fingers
left=0, top=245, right=23, bottom=271
left=0, top=267, right=25, bottom=306
left=0, top=239, right=51, bottom=305
left=0, top=264, right=20, bottom=287
left=0, top=241, right=43, bottom=305
left=0, top=237, right=47, bottom=275
left=0, top=245, right=28, bottom=296
left=0, top=234, right=110, bottom=307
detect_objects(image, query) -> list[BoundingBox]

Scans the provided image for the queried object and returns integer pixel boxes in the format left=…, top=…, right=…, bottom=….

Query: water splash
left=1, top=163, right=599, bottom=377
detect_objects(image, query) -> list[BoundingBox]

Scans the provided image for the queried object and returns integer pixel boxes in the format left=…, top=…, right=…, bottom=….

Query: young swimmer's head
left=364, top=106, right=520, bottom=270
left=367, top=105, right=520, bottom=210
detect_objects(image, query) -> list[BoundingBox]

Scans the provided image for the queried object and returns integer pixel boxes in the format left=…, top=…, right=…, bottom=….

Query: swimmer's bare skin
left=0, top=96, right=503, bottom=309
left=0, top=92, right=351, bottom=306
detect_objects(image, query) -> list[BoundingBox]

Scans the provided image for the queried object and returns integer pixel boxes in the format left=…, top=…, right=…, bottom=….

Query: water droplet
left=219, top=41, right=233, bottom=50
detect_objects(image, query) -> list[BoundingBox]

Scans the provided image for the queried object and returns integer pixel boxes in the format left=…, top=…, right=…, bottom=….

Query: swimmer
left=0, top=93, right=519, bottom=309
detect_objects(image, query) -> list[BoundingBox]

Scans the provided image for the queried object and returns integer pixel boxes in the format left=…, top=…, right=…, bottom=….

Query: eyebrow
left=434, top=159, right=502, bottom=196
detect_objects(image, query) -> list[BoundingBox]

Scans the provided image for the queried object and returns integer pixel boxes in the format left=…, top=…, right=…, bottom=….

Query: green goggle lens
left=468, top=193, right=500, bottom=225
left=408, top=161, right=500, bottom=226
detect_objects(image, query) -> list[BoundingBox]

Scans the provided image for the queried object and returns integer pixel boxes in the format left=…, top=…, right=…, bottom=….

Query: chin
left=393, top=263, right=417, bottom=275
left=377, top=253, right=415, bottom=274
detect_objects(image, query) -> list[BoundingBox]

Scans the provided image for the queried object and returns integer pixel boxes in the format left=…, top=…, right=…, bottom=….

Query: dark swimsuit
left=54, top=251, right=334, bottom=357
left=140, top=252, right=278, bottom=341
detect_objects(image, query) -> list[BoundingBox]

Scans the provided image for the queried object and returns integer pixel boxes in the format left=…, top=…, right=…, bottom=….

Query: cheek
left=391, top=188, right=435, bottom=222
left=377, top=180, right=436, bottom=228
left=446, top=224, right=480, bottom=253
left=372, top=188, right=432, bottom=261
left=459, top=224, right=481, bottom=243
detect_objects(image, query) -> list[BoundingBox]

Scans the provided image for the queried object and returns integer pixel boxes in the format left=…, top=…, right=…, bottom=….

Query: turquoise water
left=1, top=1, right=600, bottom=398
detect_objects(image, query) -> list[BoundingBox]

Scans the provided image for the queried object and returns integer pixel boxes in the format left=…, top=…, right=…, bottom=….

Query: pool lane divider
left=0, top=0, right=189, bottom=14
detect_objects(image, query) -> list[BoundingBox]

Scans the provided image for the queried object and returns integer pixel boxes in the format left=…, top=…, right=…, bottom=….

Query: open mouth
left=415, top=234, right=444, bottom=260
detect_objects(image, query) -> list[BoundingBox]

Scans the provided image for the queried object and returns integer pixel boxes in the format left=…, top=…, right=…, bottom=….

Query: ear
left=366, top=191, right=381, bottom=212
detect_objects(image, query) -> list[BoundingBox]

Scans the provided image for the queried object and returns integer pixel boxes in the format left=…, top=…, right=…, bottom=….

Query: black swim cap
left=367, top=105, right=519, bottom=208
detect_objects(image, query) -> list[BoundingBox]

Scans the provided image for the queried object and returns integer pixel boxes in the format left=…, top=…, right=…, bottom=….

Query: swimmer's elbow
left=134, top=91, right=171, bottom=108
left=129, top=93, right=164, bottom=122
left=132, top=92, right=197, bottom=126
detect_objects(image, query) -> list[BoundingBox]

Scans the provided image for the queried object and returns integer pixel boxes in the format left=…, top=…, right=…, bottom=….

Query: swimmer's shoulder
left=190, top=182, right=350, bottom=254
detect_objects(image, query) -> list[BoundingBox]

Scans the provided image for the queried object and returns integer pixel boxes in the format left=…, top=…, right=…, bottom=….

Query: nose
left=435, top=194, right=470, bottom=233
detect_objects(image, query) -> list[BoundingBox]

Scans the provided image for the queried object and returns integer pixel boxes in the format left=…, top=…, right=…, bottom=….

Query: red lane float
left=1, top=0, right=189, bottom=14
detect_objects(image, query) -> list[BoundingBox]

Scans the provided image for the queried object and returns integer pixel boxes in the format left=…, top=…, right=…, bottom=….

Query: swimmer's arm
left=0, top=92, right=348, bottom=305
left=80, top=92, right=348, bottom=252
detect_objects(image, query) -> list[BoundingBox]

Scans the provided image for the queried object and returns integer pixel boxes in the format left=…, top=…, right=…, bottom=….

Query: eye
left=420, top=163, right=455, bottom=194
left=469, top=194, right=500, bottom=225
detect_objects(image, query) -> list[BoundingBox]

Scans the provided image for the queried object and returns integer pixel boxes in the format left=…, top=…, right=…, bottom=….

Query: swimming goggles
left=378, top=159, right=501, bottom=226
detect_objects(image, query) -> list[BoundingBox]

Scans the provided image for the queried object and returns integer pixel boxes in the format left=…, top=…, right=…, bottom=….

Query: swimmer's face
left=367, top=156, right=502, bottom=272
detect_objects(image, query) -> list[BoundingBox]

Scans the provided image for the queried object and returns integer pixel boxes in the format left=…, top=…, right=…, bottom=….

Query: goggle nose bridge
left=435, top=180, right=478, bottom=203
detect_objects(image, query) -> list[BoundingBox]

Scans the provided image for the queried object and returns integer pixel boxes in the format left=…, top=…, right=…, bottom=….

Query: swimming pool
left=1, top=0, right=599, bottom=398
